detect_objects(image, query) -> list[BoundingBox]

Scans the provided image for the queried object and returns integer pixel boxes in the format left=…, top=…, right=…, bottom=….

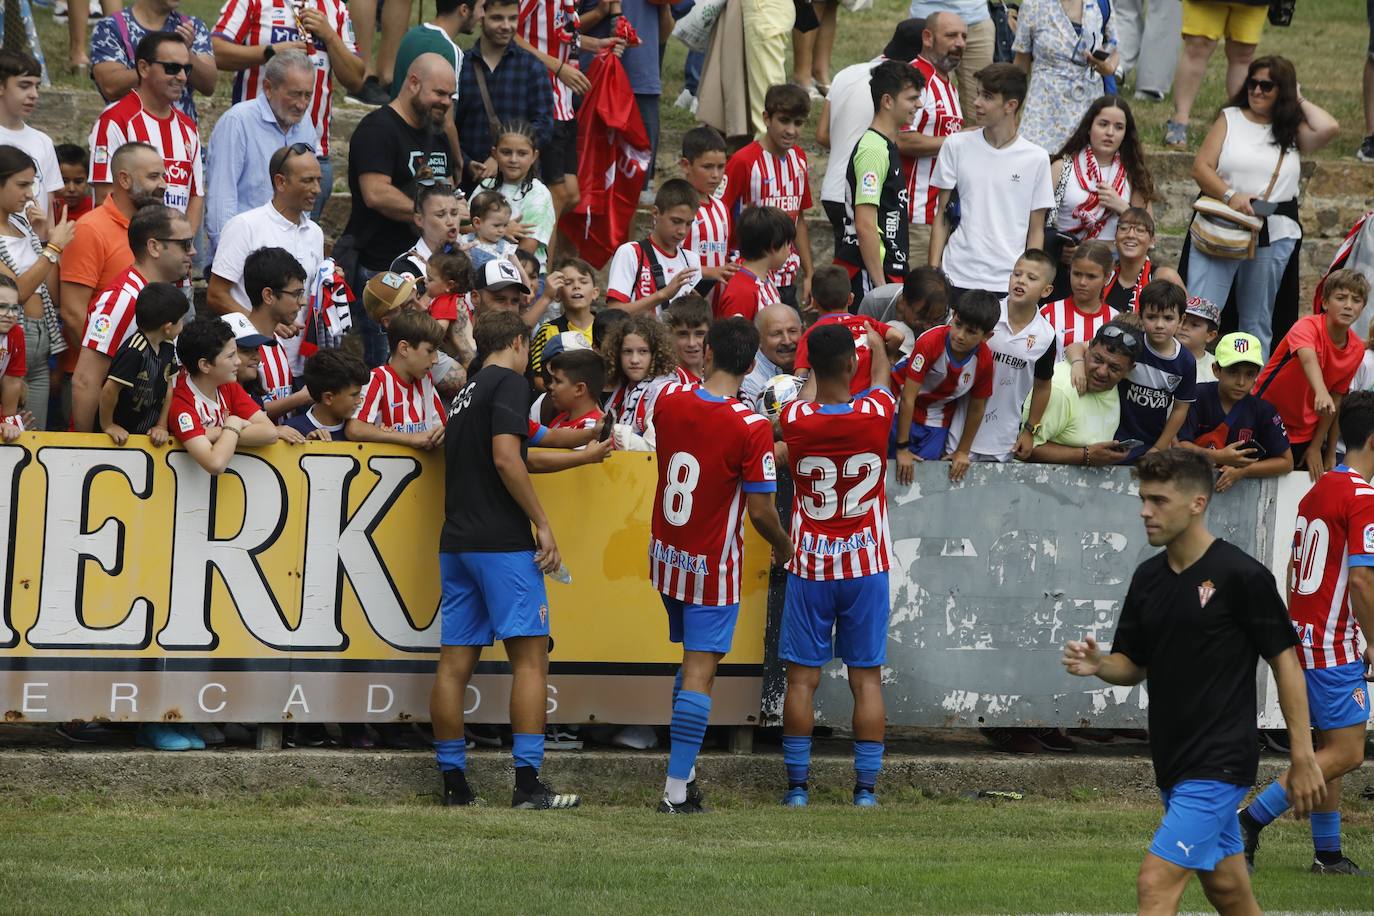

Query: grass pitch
left=2, top=789, right=1371, bottom=914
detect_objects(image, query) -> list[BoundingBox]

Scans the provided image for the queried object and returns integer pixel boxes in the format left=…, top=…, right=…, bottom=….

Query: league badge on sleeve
left=1363, top=523, right=1374, bottom=553
left=762, top=451, right=776, bottom=481
left=176, top=413, right=194, bottom=433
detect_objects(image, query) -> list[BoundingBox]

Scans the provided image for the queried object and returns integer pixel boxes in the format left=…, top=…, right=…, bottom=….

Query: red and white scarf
left=1107, top=258, right=1152, bottom=312
left=1068, top=148, right=1127, bottom=239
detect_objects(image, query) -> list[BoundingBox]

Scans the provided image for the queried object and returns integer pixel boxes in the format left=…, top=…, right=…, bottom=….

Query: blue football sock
left=1245, top=780, right=1291, bottom=827
left=667, top=690, right=711, bottom=783
left=782, top=735, right=812, bottom=787
left=672, top=668, right=683, bottom=706
left=854, top=740, right=883, bottom=792
left=434, top=738, right=466, bottom=773
left=1311, top=811, right=1341, bottom=854
left=512, top=732, right=544, bottom=772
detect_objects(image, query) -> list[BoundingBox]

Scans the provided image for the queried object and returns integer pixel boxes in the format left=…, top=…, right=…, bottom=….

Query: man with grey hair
left=741, top=303, right=803, bottom=406
left=205, top=50, right=320, bottom=257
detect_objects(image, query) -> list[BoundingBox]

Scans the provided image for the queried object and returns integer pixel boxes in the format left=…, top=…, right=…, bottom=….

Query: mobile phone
left=1239, top=439, right=1267, bottom=460
left=1091, top=48, right=1109, bottom=61
left=1115, top=438, right=1144, bottom=452
left=598, top=416, right=614, bottom=442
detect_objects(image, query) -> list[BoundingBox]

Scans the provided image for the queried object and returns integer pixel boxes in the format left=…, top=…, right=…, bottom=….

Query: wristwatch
left=40, top=247, right=58, bottom=265
left=1221, top=188, right=1236, bottom=204
left=1021, top=420, right=1041, bottom=437
left=895, top=439, right=911, bottom=450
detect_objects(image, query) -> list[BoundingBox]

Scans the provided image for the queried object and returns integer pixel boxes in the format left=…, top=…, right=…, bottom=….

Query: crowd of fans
left=0, top=0, right=1372, bottom=755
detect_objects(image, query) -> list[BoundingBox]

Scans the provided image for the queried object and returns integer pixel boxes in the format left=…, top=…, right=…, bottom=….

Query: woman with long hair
left=1184, top=56, right=1339, bottom=357
left=1103, top=207, right=1183, bottom=314
left=1047, top=95, right=1157, bottom=299
left=0, top=144, right=75, bottom=431
left=602, top=314, right=678, bottom=450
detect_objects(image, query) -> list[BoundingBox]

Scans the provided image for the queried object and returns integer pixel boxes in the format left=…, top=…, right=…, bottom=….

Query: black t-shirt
left=106, top=330, right=177, bottom=433
left=1111, top=539, right=1297, bottom=790
left=345, top=105, right=454, bottom=271
left=441, top=364, right=535, bottom=553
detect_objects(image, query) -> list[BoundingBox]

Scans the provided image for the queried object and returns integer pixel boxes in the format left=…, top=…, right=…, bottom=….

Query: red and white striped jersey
left=1040, top=298, right=1118, bottom=358
left=688, top=195, right=731, bottom=271
left=258, top=340, right=293, bottom=412
left=672, top=365, right=702, bottom=387
left=354, top=364, right=446, bottom=434
left=901, top=325, right=995, bottom=428
left=780, top=388, right=894, bottom=581
left=1289, top=465, right=1374, bottom=669
left=89, top=92, right=202, bottom=211
left=903, top=56, right=962, bottom=225
left=168, top=373, right=261, bottom=442
left=81, top=265, right=147, bottom=356
left=549, top=407, right=602, bottom=430
left=794, top=312, right=893, bottom=396
left=0, top=324, right=25, bottom=377
left=517, top=0, right=574, bottom=121
left=606, top=374, right=673, bottom=436
left=213, top=0, right=356, bottom=157
left=721, top=140, right=812, bottom=288
left=650, top=384, right=777, bottom=606
left=715, top=266, right=781, bottom=321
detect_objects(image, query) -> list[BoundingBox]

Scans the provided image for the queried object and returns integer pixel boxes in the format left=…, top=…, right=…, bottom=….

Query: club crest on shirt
left=539, top=604, right=548, bottom=626
left=1197, top=579, right=1216, bottom=608
left=1354, top=687, right=1367, bottom=711
left=1025, top=335, right=1036, bottom=350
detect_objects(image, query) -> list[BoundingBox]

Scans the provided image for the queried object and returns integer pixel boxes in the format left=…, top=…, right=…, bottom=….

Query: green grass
left=1, top=790, right=1372, bottom=913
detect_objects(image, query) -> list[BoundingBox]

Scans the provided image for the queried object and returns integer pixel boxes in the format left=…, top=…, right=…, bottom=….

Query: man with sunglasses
left=89, top=31, right=204, bottom=237
left=204, top=51, right=319, bottom=258
left=70, top=204, right=195, bottom=432
left=208, top=144, right=323, bottom=375
left=91, top=0, right=217, bottom=123
left=1020, top=317, right=1142, bottom=467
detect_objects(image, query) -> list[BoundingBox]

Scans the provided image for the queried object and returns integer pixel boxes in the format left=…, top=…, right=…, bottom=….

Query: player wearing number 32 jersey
left=1238, top=392, right=1374, bottom=877
left=777, top=322, right=894, bottom=809
left=650, top=317, right=793, bottom=815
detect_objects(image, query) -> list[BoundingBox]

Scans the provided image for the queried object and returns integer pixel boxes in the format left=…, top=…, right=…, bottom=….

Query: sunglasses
left=269, top=142, right=317, bottom=177
left=1098, top=324, right=1141, bottom=352
left=1246, top=78, right=1276, bottom=94
left=157, top=236, right=195, bottom=252
left=153, top=60, right=192, bottom=77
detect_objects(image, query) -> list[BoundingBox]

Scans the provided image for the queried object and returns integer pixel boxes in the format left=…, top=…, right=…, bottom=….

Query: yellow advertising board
left=0, top=435, right=769, bottom=725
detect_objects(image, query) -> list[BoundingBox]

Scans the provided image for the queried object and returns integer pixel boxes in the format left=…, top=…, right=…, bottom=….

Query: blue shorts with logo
left=660, top=594, right=740, bottom=654
left=1148, top=780, right=1248, bottom=872
left=439, top=551, right=549, bottom=646
left=888, top=423, right=949, bottom=461
left=780, top=572, right=890, bottom=668
left=1305, top=661, right=1371, bottom=731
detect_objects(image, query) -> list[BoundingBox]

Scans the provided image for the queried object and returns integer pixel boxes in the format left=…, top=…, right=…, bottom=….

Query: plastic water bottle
left=547, top=564, right=573, bottom=585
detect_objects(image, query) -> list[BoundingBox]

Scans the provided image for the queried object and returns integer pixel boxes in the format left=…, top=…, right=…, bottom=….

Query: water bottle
left=547, top=564, right=573, bottom=585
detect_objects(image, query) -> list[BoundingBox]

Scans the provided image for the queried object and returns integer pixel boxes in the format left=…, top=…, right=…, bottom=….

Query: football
left=756, top=374, right=803, bottom=420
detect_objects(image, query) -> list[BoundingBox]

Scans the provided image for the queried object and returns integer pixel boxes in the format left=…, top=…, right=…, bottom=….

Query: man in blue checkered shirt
left=455, top=0, right=553, bottom=187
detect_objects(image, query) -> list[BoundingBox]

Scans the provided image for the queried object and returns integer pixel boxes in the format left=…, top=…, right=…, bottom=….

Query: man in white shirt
left=816, top=20, right=923, bottom=248
left=0, top=51, right=60, bottom=217
left=929, top=63, right=1053, bottom=308
left=207, top=144, right=323, bottom=373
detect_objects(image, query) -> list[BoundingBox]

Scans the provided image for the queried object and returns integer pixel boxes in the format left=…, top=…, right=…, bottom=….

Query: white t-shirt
left=605, top=238, right=702, bottom=311
left=483, top=177, right=555, bottom=272
left=210, top=201, right=324, bottom=373
left=0, top=123, right=61, bottom=215
left=820, top=57, right=882, bottom=205
left=931, top=128, right=1054, bottom=291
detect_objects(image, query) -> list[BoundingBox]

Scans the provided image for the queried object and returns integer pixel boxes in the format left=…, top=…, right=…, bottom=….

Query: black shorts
left=541, top=119, right=579, bottom=184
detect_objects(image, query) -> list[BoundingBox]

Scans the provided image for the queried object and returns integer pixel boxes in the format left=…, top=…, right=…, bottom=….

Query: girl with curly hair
left=602, top=314, right=678, bottom=448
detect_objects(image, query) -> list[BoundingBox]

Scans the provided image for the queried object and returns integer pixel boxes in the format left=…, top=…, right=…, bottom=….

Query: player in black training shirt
left=430, top=310, right=581, bottom=811
left=1062, top=449, right=1325, bottom=914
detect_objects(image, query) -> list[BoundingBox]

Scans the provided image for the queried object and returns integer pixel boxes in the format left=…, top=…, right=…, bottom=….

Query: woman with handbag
left=1185, top=56, right=1338, bottom=357
left=1011, top=0, right=1119, bottom=153
left=0, top=145, right=75, bottom=432
left=1045, top=95, right=1156, bottom=299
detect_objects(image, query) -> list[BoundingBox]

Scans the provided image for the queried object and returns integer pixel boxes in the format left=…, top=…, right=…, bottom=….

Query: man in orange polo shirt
left=59, top=142, right=166, bottom=428
left=61, top=142, right=167, bottom=430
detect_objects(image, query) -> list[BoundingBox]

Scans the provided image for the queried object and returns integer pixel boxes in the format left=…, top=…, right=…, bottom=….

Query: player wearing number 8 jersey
left=650, top=317, right=793, bottom=814
left=777, top=323, right=894, bottom=808
left=1238, top=392, right=1374, bottom=877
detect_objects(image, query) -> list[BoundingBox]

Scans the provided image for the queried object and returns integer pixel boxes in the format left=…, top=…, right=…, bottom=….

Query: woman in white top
left=1048, top=95, right=1157, bottom=299
left=0, top=145, right=74, bottom=431
left=1187, top=56, right=1339, bottom=357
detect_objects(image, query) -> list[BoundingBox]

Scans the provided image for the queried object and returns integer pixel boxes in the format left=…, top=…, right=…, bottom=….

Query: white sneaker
left=673, top=88, right=696, bottom=111
left=611, top=724, right=658, bottom=750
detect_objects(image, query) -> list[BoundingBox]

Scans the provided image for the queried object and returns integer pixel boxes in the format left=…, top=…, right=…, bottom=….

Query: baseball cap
left=883, top=18, right=925, bottom=61
left=1214, top=332, right=1264, bottom=369
left=1185, top=295, right=1222, bottom=328
left=542, top=330, right=592, bottom=366
left=363, top=271, right=417, bottom=321
left=475, top=259, right=532, bottom=295
left=221, top=312, right=277, bottom=349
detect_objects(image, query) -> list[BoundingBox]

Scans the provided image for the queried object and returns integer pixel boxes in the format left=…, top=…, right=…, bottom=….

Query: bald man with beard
left=342, top=52, right=458, bottom=366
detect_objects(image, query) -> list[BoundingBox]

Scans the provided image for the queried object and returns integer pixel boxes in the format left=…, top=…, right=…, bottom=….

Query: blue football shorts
left=780, top=571, right=890, bottom=668
left=660, top=594, right=740, bottom=655
left=1304, top=661, right=1371, bottom=731
left=439, top=551, right=549, bottom=646
left=1148, top=780, right=1249, bottom=872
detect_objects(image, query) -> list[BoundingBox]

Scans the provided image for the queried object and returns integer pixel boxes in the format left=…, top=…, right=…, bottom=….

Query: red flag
left=1315, top=210, right=1371, bottom=314
left=557, top=52, right=650, bottom=268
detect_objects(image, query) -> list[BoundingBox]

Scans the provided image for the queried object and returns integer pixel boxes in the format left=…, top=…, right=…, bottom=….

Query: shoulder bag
left=1188, top=149, right=1285, bottom=261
